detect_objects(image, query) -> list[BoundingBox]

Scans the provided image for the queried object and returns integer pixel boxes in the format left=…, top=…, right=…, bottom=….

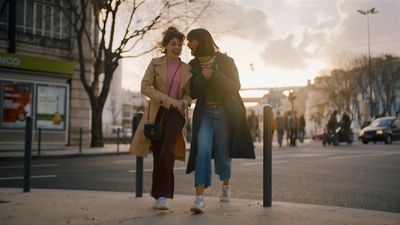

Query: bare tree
left=374, top=55, right=400, bottom=116
left=320, top=69, right=353, bottom=114
left=64, top=0, right=210, bottom=147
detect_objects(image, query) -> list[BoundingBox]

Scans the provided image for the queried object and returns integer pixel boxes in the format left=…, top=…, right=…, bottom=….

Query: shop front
left=0, top=52, right=74, bottom=150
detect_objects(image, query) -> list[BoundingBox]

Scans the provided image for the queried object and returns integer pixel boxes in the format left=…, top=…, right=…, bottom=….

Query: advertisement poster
left=1, top=81, right=32, bottom=128
left=36, top=85, right=67, bottom=130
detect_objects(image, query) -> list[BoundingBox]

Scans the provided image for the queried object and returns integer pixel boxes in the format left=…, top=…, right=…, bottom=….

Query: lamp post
left=288, top=90, right=296, bottom=113
left=357, top=8, right=378, bottom=119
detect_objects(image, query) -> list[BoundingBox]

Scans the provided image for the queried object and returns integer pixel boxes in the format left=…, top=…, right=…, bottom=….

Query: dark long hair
left=187, top=28, right=219, bottom=57
left=159, top=27, right=185, bottom=54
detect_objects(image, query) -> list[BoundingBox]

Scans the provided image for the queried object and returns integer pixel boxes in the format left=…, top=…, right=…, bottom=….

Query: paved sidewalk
left=1, top=188, right=399, bottom=225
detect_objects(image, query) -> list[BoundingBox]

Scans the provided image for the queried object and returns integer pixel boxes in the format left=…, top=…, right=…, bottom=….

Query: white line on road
left=328, top=152, right=400, bottom=160
left=0, top=164, right=59, bottom=169
left=127, top=167, right=187, bottom=173
left=240, top=160, right=288, bottom=166
left=0, top=175, right=58, bottom=181
left=112, top=160, right=136, bottom=164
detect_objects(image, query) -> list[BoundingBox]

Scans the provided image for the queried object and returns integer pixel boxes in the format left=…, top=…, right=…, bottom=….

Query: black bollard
left=79, top=128, right=82, bottom=154
left=136, top=156, right=143, bottom=197
left=132, top=113, right=144, bottom=197
left=263, top=105, right=272, bottom=207
left=116, top=128, right=120, bottom=153
left=24, top=116, right=33, bottom=192
left=37, top=128, right=41, bottom=155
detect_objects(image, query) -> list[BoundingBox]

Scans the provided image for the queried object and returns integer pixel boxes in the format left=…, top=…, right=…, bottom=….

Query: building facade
left=0, top=0, right=92, bottom=150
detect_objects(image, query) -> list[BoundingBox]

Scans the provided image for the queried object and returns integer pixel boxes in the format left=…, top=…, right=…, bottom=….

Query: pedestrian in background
left=298, top=114, right=306, bottom=143
left=247, top=109, right=259, bottom=142
left=129, top=27, right=192, bottom=210
left=185, top=28, right=255, bottom=213
left=287, top=111, right=297, bottom=146
left=276, top=111, right=285, bottom=147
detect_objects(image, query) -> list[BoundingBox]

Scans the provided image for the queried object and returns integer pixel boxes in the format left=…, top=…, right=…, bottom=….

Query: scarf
left=197, top=55, right=216, bottom=68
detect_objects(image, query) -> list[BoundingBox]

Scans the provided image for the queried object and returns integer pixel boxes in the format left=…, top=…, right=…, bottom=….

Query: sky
left=121, top=0, right=400, bottom=97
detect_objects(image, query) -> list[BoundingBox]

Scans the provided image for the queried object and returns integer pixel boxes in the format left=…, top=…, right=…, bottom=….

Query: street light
left=288, top=90, right=296, bottom=113
left=357, top=7, right=378, bottom=119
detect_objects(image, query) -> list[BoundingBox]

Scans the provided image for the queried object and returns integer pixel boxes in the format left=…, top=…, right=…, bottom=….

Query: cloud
left=260, top=34, right=308, bottom=70
left=197, top=0, right=272, bottom=42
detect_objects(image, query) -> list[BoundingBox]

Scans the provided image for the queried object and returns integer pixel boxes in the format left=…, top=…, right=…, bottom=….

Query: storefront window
left=0, top=80, right=33, bottom=129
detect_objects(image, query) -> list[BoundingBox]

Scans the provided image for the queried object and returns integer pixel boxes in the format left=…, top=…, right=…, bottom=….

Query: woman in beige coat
left=129, top=27, right=192, bottom=210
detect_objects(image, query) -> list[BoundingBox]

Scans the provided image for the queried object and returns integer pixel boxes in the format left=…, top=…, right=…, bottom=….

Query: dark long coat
left=186, top=52, right=255, bottom=174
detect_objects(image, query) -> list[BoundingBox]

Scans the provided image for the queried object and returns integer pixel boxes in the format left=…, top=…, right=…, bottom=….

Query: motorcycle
left=322, top=124, right=354, bottom=146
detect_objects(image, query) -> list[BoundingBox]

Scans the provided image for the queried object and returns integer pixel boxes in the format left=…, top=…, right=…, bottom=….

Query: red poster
left=1, top=82, right=31, bottom=127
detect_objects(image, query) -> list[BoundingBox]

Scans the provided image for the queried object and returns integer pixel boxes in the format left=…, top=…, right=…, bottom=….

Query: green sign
left=0, top=52, right=75, bottom=75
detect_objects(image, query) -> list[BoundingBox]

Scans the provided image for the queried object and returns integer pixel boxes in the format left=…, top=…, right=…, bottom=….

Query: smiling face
left=165, top=37, right=183, bottom=60
left=187, top=38, right=199, bottom=56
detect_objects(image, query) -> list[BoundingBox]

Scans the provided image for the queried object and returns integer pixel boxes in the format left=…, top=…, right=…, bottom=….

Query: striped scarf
left=198, top=55, right=216, bottom=68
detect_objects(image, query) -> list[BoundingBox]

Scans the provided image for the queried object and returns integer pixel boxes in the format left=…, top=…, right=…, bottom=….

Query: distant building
left=102, top=62, right=147, bottom=139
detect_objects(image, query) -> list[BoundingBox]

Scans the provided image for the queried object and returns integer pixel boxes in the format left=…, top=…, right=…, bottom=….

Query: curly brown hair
left=159, top=27, right=185, bottom=54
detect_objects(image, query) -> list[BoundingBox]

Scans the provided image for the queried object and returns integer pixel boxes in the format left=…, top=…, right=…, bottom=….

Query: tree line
left=318, top=54, right=400, bottom=126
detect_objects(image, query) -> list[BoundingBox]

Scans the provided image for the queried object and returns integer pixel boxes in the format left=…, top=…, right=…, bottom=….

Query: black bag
left=143, top=107, right=165, bottom=141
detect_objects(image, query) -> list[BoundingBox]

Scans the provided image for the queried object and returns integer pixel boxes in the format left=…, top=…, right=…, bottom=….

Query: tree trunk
left=91, top=105, right=104, bottom=147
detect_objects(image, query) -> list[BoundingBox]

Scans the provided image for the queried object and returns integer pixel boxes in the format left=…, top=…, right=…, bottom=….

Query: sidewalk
left=1, top=188, right=399, bottom=225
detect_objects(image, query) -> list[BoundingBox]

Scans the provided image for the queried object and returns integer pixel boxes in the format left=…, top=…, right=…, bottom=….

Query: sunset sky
left=121, top=0, right=400, bottom=97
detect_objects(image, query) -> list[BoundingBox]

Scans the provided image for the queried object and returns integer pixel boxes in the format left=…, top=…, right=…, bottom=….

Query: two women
left=130, top=27, right=255, bottom=213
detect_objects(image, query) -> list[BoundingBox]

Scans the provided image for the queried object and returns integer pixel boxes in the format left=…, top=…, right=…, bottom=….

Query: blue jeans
left=195, top=104, right=231, bottom=188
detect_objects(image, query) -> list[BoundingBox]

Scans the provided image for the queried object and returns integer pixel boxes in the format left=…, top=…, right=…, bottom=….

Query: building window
left=0, top=0, right=71, bottom=49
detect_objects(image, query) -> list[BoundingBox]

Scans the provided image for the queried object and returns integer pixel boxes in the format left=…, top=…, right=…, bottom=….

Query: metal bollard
left=79, top=128, right=82, bottom=154
left=263, top=105, right=272, bottom=207
left=37, top=128, right=42, bottom=155
left=116, top=128, right=120, bottom=153
left=136, top=156, right=143, bottom=197
left=24, top=116, right=33, bottom=192
left=132, top=113, right=144, bottom=197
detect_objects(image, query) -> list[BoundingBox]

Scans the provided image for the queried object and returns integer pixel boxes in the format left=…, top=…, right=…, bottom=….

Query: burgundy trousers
left=151, top=109, right=185, bottom=199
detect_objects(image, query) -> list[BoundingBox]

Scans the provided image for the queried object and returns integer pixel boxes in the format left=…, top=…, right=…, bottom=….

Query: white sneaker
left=153, top=197, right=169, bottom=210
left=190, top=196, right=205, bottom=213
left=220, top=185, right=231, bottom=202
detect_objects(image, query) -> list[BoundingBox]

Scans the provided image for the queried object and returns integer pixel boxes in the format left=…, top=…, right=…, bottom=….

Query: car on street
left=359, top=116, right=400, bottom=144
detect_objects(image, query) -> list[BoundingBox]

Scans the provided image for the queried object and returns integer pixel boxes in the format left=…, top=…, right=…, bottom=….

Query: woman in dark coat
left=185, top=28, right=255, bottom=213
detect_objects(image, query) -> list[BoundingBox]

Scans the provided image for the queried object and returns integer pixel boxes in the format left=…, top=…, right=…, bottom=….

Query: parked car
left=359, top=116, right=400, bottom=144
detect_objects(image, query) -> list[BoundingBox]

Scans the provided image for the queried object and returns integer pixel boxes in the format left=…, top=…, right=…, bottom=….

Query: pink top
left=166, top=60, right=181, bottom=99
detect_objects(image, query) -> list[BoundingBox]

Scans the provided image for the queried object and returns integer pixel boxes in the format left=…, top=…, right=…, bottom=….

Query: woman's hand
left=170, top=99, right=185, bottom=111
left=202, top=67, right=213, bottom=79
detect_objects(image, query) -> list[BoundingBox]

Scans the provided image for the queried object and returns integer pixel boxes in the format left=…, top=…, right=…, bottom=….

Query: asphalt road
left=1, top=140, right=399, bottom=213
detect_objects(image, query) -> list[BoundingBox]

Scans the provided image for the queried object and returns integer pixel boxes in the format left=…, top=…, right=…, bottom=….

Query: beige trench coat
left=129, top=56, right=192, bottom=161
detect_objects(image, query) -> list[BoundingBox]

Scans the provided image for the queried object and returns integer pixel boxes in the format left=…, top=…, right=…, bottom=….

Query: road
left=0, top=140, right=399, bottom=213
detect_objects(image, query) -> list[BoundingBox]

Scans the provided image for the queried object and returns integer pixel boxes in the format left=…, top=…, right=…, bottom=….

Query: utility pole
left=357, top=8, right=378, bottom=119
